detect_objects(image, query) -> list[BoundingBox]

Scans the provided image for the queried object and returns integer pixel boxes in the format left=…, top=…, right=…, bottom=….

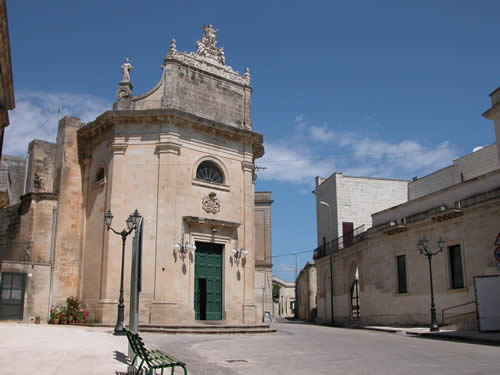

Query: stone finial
left=168, top=39, right=177, bottom=55
left=121, top=57, right=133, bottom=83
left=244, top=67, right=251, bottom=83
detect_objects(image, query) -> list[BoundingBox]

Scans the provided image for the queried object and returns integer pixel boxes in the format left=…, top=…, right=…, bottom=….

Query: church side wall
left=79, top=138, right=112, bottom=310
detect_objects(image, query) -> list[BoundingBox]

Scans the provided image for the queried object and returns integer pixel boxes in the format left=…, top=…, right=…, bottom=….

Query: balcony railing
left=313, top=224, right=366, bottom=260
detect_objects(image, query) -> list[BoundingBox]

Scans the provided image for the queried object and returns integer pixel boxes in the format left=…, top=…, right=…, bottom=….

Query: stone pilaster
left=151, top=133, right=182, bottom=323
left=241, top=159, right=256, bottom=323
left=98, top=139, right=128, bottom=322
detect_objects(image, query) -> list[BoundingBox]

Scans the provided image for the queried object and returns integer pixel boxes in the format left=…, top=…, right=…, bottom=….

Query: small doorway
left=0, top=272, right=26, bottom=320
left=350, top=267, right=360, bottom=324
left=194, top=242, right=223, bottom=320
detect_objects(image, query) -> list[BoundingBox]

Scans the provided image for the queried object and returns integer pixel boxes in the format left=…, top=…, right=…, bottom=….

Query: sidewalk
left=362, top=325, right=500, bottom=346
left=0, top=323, right=129, bottom=375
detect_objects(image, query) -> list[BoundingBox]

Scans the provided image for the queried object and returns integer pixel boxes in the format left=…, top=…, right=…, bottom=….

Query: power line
left=271, top=248, right=312, bottom=258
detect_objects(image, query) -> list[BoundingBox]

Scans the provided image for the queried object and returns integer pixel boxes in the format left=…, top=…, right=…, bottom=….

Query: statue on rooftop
left=121, top=58, right=133, bottom=82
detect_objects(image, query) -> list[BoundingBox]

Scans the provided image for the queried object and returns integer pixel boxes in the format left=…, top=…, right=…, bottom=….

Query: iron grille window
left=196, top=161, right=223, bottom=184
left=449, top=245, right=464, bottom=289
left=396, top=255, right=407, bottom=293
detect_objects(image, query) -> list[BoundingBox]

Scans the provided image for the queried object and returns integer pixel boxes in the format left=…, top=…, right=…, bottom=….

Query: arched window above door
left=196, top=161, right=224, bottom=184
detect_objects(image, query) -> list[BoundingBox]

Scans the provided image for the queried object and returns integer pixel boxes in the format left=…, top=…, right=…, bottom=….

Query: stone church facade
left=0, top=25, right=273, bottom=325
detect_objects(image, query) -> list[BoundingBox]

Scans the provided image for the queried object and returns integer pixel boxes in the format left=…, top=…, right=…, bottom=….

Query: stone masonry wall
left=408, top=144, right=499, bottom=201
left=0, top=155, right=26, bottom=207
left=454, top=143, right=499, bottom=181
left=162, top=61, right=252, bottom=129
left=25, top=140, right=57, bottom=194
left=315, top=173, right=408, bottom=246
left=52, top=116, right=84, bottom=304
left=408, top=165, right=458, bottom=200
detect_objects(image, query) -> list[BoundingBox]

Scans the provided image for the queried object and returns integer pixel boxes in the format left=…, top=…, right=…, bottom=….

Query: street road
left=146, top=321, right=500, bottom=375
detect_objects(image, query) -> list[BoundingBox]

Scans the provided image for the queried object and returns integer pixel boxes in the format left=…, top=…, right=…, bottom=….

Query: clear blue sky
left=5, top=0, right=500, bottom=281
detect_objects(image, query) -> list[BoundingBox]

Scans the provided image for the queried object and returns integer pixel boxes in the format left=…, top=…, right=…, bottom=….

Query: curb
left=359, top=326, right=500, bottom=346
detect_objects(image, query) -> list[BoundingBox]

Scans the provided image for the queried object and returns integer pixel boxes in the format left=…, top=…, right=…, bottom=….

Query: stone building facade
left=311, top=86, right=500, bottom=329
left=0, top=26, right=273, bottom=325
left=272, top=276, right=295, bottom=319
left=254, top=192, right=273, bottom=322
left=295, top=261, right=316, bottom=321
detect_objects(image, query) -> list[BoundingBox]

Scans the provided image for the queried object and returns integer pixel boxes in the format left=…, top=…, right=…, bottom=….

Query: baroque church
left=0, top=25, right=273, bottom=325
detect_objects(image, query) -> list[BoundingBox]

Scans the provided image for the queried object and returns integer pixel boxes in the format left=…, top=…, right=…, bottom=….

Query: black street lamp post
left=417, top=236, right=445, bottom=332
left=104, top=208, right=141, bottom=336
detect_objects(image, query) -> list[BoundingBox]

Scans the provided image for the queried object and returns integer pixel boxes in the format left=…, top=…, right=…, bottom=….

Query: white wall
left=408, top=144, right=499, bottom=201
left=314, top=173, right=408, bottom=246
left=373, top=169, right=500, bottom=226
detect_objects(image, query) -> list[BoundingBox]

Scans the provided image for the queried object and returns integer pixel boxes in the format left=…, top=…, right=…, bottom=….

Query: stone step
left=139, top=326, right=277, bottom=334
left=139, top=323, right=271, bottom=329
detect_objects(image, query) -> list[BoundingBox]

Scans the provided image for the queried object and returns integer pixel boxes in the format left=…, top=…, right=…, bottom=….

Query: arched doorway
left=350, top=265, right=360, bottom=325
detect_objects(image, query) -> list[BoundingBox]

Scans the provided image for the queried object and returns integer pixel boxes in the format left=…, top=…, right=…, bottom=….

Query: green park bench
left=124, top=328, right=187, bottom=375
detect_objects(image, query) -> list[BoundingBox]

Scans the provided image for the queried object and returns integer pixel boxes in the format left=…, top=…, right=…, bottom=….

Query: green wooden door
left=194, top=242, right=222, bottom=320
left=0, top=272, right=26, bottom=320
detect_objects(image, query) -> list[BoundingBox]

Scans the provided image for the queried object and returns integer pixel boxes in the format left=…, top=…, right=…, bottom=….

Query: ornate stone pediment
left=165, top=25, right=250, bottom=86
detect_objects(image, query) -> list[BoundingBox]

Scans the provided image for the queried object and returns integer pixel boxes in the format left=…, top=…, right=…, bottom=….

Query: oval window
left=196, top=161, right=223, bottom=184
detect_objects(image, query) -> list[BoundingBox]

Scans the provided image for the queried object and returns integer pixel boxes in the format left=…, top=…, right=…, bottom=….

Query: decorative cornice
left=241, top=161, right=254, bottom=173
left=383, top=224, right=408, bottom=236
left=165, top=52, right=250, bottom=86
left=155, top=141, right=181, bottom=155
left=183, top=216, right=240, bottom=229
left=431, top=208, right=464, bottom=222
left=108, top=142, right=127, bottom=155
left=78, top=109, right=264, bottom=159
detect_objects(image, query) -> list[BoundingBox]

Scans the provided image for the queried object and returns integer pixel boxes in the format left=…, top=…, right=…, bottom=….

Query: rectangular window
left=396, top=255, right=407, bottom=293
left=449, top=245, right=464, bottom=289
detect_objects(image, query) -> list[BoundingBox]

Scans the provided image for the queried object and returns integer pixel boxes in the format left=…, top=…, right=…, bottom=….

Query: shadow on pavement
left=113, top=350, right=130, bottom=365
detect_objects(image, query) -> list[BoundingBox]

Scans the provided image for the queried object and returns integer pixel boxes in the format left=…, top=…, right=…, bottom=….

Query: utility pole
left=291, top=251, right=298, bottom=281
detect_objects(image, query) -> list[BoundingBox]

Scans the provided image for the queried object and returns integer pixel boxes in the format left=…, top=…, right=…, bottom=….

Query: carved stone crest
left=196, top=24, right=226, bottom=65
left=164, top=25, right=251, bottom=86
left=202, top=191, right=220, bottom=214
